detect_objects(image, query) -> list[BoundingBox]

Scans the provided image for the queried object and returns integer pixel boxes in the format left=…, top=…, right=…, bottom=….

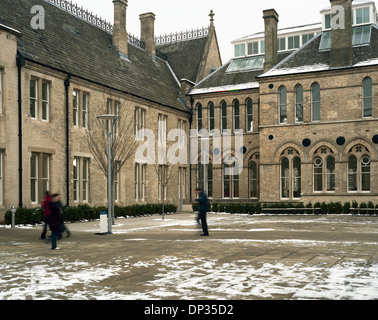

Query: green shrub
left=3, top=203, right=177, bottom=225
left=343, top=202, right=351, bottom=214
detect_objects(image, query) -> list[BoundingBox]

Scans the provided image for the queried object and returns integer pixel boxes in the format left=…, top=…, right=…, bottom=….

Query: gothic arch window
left=280, top=148, right=301, bottom=199
left=363, top=77, right=372, bottom=118
left=223, top=156, right=240, bottom=199
left=196, top=103, right=202, bottom=131
left=221, top=100, right=227, bottom=133
left=246, top=98, right=253, bottom=132
left=248, top=153, right=260, bottom=198
left=347, top=145, right=371, bottom=192
left=295, top=84, right=303, bottom=123
left=208, top=101, right=215, bottom=132
left=197, top=157, right=213, bottom=198
left=281, top=157, right=290, bottom=199
left=313, top=147, right=335, bottom=192
left=233, top=99, right=240, bottom=132
left=311, top=82, right=320, bottom=121
left=279, top=86, right=287, bottom=124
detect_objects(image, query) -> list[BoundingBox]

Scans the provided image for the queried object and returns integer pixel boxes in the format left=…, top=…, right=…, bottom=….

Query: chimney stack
left=140, top=12, right=156, bottom=57
left=330, top=0, right=353, bottom=68
left=113, top=0, right=128, bottom=57
left=263, top=9, right=279, bottom=72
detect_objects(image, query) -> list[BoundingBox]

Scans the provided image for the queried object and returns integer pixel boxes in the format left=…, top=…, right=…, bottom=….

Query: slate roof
left=191, top=24, right=378, bottom=94
left=0, top=0, right=187, bottom=112
left=190, top=52, right=291, bottom=94
left=157, top=37, right=209, bottom=83
left=260, top=25, right=378, bottom=77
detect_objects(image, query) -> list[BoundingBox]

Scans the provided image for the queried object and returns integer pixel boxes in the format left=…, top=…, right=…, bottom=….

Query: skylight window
left=352, top=25, right=371, bottom=45
left=227, top=56, right=265, bottom=72
left=319, top=26, right=371, bottom=50
left=319, top=31, right=331, bottom=50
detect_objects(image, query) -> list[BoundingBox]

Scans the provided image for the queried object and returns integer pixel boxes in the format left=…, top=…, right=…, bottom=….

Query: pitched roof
left=190, top=52, right=291, bottom=95
left=0, top=0, right=187, bottom=112
left=260, top=25, right=378, bottom=77
left=157, top=36, right=209, bottom=83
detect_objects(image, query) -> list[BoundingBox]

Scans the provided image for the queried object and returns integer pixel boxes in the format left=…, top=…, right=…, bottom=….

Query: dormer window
left=278, top=33, right=315, bottom=52
left=354, top=7, right=370, bottom=25
left=322, top=3, right=376, bottom=30
left=234, top=44, right=245, bottom=58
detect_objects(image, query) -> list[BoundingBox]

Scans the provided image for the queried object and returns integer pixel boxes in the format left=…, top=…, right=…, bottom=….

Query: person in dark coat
left=40, top=191, right=51, bottom=240
left=195, top=187, right=209, bottom=236
left=47, top=193, right=63, bottom=250
left=55, top=193, right=71, bottom=238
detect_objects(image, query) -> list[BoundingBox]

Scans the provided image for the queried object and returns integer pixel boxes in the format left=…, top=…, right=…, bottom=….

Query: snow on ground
left=1, top=254, right=377, bottom=300
left=1, top=214, right=377, bottom=300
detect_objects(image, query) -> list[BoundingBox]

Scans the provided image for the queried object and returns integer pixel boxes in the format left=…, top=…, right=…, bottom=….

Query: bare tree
left=154, top=163, right=177, bottom=220
left=83, top=92, right=138, bottom=224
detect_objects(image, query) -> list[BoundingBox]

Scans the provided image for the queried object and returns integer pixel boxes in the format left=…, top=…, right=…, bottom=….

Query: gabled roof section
left=157, top=36, right=209, bottom=83
left=0, top=0, right=186, bottom=112
left=190, top=52, right=291, bottom=95
left=156, top=20, right=222, bottom=84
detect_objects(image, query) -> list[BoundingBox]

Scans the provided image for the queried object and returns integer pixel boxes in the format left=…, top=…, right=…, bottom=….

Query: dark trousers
left=40, top=218, right=49, bottom=239
left=49, top=224, right=61, bottom=249
left=198, top=210, right=209, bottom=235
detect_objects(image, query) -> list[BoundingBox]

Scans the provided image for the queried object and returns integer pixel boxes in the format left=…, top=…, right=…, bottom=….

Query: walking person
left=40, top=191, right=52, bottom=240
left=55, top=193, right=71, bottom=238
left=47, top=193, right=63, bottom=250
left=195, top=187, right=209, bottom=236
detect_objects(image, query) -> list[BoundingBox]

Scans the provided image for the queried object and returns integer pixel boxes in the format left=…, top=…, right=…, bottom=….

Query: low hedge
left=3, top=203, right=177, bottom=225
left=193, top=201, right=378, bottom=215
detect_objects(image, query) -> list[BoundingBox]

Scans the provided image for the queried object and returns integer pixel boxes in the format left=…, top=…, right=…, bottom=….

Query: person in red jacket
left=40, top=191, right=52, bottom=240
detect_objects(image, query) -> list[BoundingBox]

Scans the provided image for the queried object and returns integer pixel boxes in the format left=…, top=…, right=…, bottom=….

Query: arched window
left=281, top=157, right=290, bottom=198
left=292, top=157, right=301, bottom=198
left=246, top=98, right=253, bottom=132
left=221, top=100, right=227, bottom=133
left=233, top=99, right=240, bottom=132
left=361, top=155, right=371, bottom=191
left=223, top=157, right=240, bottom=199
left=326, top=156, right=336, bottom=192
left=248, top=153, right=260, bottom=198
left=313, top=147, right=336, bottom=192
left=311, top=83, right=320, bottom=121
left=313, top=157, right=323, bottom=192
left=280, top=148, right=301, bottom=199
left=348, top=155, right=358, bottom=191
left=363, top=77, right=372, bottom=118
left=197, top=161, right=213, bottom=198
left=295, top=84, right=303, bottom=122
left=197, top=103, right=202, bottom=131
left=279, top=86, right=287, bottom=124
left=347, top=145, right=371, bottom=192
left=208, top=101, right=215, bottom=132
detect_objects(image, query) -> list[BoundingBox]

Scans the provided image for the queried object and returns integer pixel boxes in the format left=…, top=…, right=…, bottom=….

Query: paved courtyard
left=0, top=213, right=377, bottom=300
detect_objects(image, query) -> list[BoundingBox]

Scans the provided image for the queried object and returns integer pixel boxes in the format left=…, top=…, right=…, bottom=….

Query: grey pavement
left=0, top=213, right=377, bottom=300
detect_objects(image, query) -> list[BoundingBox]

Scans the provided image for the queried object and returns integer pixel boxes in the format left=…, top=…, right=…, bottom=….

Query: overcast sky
left=70, top=0, right=377, bottom=63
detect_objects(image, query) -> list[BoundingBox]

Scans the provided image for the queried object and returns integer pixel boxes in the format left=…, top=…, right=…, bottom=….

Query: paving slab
left=0, top=213, right=377, bottom=300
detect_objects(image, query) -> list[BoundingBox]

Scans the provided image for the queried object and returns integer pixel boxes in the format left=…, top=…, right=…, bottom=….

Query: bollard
left=11, top=206, right=16, bottom=229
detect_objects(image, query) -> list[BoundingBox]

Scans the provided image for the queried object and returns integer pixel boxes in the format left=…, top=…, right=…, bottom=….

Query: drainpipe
left=16, top=52, right=25, bottom=208
left=189, top=96, right=194, bottom=203
left=64, top=74, right=71, bottom=207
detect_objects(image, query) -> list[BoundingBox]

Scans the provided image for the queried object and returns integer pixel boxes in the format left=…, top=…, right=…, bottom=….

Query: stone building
left=0, top=0, right=222, bottom=221
left=188, top=0, right=378, bottom=205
